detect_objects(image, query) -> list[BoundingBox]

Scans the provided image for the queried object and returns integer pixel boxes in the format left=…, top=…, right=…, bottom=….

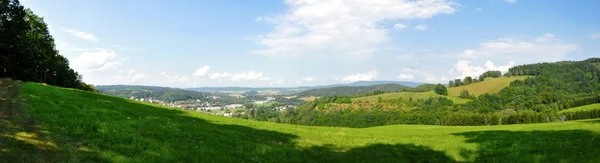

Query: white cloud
left=415, top=25, right=429, bottom=31
left=504, top=0, right=517, bottom=3
left=422, top=74, right=449, bottom=83
left=72, top=49, right=124, bottom=72
left=254, top=0, right=457, bottom=58
left=396, top=68, right=418, bottom=80
left=62, top=28, right=99, bottom=42
left=209, top=72, right=233, bottom=80
left=231, top=71, right=263, bottom=81
left=590, top=33, right=600, bottom=39
left=401, top=68, right=419, bottom=73
left=302, top=77, right=315, bottom=82
left=450, top=60, right=516, bottom=79
left=269, top=79, right=285, bottom=85
left=193, top=65, right=210, bottom=77
left=208, top=70, right=274, bottom=82
left=474, top=8, right=483, bottom=12
left=458, top=34, right=580, bottom=62
left=393, top=23, right=408, bottom=30
left=159, top=72, right=193, bottom=87
left=112, top=69, right=147, bottom=84
left=342, top=69, right=378, bottom=82
left=397, top=74, right=414, bottom=80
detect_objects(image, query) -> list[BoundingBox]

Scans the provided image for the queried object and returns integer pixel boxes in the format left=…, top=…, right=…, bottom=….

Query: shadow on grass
left=1, top=79, right=105, bottom=162
left=7, top=83, right=456, bottom=162
left=455, top=130, right=600, bottom=162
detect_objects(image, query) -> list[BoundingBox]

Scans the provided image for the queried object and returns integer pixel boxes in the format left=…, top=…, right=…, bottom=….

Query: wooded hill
left=296, top=83, right=411, bottom=97
left=97, top=85, right=213, bottom=103
left=0, top=0, right=95, bottom=92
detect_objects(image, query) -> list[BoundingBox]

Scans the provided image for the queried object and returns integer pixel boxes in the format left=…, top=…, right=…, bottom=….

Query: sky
left=22, top=0, right=600, bottom=88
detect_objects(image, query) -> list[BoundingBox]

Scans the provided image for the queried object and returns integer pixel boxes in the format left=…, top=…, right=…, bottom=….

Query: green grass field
left=353, top=91, right=472, bottom=104
left=448, top=76, right=529, bottom=97
left=559, top=103, right=600, bottom=113
left=2, top=81, right=600, bottom=162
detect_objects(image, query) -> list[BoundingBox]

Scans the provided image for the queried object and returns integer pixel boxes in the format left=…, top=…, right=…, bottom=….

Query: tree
left=0, top=1, right=96, bottom=92
left=454, top=79, right=463, bottom=86
left=434, top=84, right=448, bottom=96
left=459, top=89, right=472, bottom=99
left=448, top=80, right=455, bottom=87
left=464, top=76, right=473, bottom=85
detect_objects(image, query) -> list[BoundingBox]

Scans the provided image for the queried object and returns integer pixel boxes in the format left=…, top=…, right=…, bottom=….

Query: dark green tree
left=434, top=84, right=448, bottom=96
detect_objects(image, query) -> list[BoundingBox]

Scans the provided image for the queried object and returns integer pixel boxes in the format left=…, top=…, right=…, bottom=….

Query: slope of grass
left=353, top=91, right=471, bottom=104
left=559, top=103, right=600, bottom=113
left=2, top=82, right=600, bottom=162
left=448, top=76, right=529, bottom=97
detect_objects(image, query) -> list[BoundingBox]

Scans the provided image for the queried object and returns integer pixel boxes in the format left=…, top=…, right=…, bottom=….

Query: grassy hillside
left=559, top=103, right=600, bottom=113
left=353, top=91, right=471, bottom=104
left=2, top=81, right=600, bottom=162
left=448, top=76, right=529, bottom=97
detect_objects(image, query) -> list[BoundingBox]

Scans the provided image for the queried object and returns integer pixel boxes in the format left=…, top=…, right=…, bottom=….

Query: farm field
left=353, top=91, right=472, bottom=104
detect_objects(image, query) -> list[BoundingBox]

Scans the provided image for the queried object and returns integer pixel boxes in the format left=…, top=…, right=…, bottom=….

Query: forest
left=237, top=59, right=600, bottom=127
left=0, top=0, right=95, bottom=92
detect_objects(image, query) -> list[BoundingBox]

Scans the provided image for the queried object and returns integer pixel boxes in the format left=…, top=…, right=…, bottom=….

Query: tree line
left=0, top=0, right=95, bottom=91
left=448, top=70, right=502, bottom=87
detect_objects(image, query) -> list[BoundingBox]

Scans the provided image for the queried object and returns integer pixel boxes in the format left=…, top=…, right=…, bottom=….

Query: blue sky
left=22, top=0, right=600, bottom=87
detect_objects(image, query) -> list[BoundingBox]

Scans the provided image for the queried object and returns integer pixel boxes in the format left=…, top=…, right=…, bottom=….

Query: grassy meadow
left=448, top=76, right=529, bottom=97
left=1, top=81, right=600, bottom=162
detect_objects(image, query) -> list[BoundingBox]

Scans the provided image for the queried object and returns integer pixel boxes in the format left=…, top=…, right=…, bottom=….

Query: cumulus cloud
left=302, top=77, right=315, bottom=82
left=423, top=74, right=449, bottom=83
left=397, top=68, right=418, bottom=80
left=414, top=25, right=429, bottom=31
left=504, top=0, right=517, bottom=3
left=193, top=65, right=210, bottom=77
left=397, top=74, right=414, bottom=80
left=231, top=71, right=263, bottom=81
left=393, top=23, right=408, bottom=30
left=62, top=28, right=99, bottom=42
left=159, top=72, right=194, bottom=87
left=72, top=49, right=124, bottom=72
left=342, top=69, right=378, bottom=82
left=254, top=0, right=457, bottom=58
left=207, top=70, right=277, bottom=83
left=111, top=69, right=147, bottom=84
left=590, top=33, right=600, bottom=39
left=458, top=34, right=580, bottom=62
left=450, top=60, right=516, bottom=79
left=209, top=72, right=233, bottom=80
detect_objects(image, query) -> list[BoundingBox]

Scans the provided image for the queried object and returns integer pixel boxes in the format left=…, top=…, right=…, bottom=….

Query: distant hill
left=97, top=85, right=212, bottom=102
left=187, top=81, right=423, bottom=94
left=296, top=83, right=411, bottom=97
